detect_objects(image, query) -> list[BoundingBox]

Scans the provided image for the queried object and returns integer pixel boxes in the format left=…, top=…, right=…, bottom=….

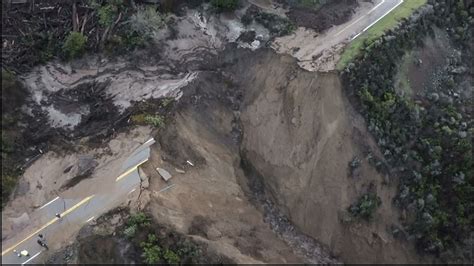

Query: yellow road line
left=115, top=159, right=148, bottom=182
left=1, top=195, right=95, bottom=256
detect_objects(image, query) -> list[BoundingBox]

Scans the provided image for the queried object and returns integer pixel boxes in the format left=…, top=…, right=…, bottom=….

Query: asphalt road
left=1, top=138, right=155, bottom=265
left=335, top=0, right=404, bottom=40
left=323, top=0, right=405, bottom=51
left=272, top=0, right=405, bottom=71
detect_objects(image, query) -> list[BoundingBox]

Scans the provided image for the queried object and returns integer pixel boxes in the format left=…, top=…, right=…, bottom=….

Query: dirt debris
left=270, top=0, right=377, bottom=72
left=284, top=0, right=358, bottom=32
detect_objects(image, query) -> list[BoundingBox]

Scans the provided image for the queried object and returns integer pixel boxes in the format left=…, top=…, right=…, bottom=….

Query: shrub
left=63, top=32, right=87, bottom=59
left=211, top=0, right=239, bottom=12
left=131, top=114, right=146, bottom=124
left=128, top=6, right=166, bottom=39
left=144, top=115, right=164, bottom=128
left=124, top=224, right=137, bottom=238
left=176, top=240, right=201, bottom=259
left=349, top=156, right=361, bottom=176
left=163, top=249, right=180, bottom=264
left=98, top=4, right=116, bottom=26
left=128, top=212, right=151, bottom=227
left=349, top=192, right=381, bottom=220
left=141, top=234, right=161, bottom=264
left=161, top=98, right=174, bottom=108
left=131, top=114, right=164, bottom=128
left=95, top=0, right=123, bottom=27
left=254, top=12, right=295, bottom=36
left=141, top=244, right=161, bottom=264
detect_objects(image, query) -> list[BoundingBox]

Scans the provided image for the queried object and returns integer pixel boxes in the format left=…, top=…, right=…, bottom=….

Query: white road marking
left=143, top=138, right=155, bottom=146
left=351, top=0, right=404, bottom=41
left=38, top=196, right=60, bottom=210
left=128, top=188, right=136, bottom=195
left=368, top=0, right=386, bottom=14
left=335, top=0, right=387, bottom=37
left=2, top=195, right=95, bottom=256
left=85, top=216, right=95, bottom=223
left=21, top=251, right=42, bottom=265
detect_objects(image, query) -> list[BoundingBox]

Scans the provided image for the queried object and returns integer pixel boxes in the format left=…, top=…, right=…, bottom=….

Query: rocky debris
left=46, top=244, right=79, bottom=264
left=109, top=214, right=122, bottom=226
left=138, top=168, right=149, bottom=189
left=283, top=0, right=358, bottom=32
left=156, top=167, right=173, bottom=181
left=175, top=168, right=186, bottom=174
left=61, top=155, right=98, bottom=189
left=241, top=160, right=337, bottom=264
left=242, top=5, right=295, bottom=38
left=237, top=30, right=257, bottom=44
left=77, top=155, right=98, bottom=177
left=206, top=227, right=222, bottom=240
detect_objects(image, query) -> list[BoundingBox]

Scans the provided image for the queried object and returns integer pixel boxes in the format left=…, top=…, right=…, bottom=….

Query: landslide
left=144, top=46, right=429, bottom=263
left=229, top=48, right=427, bottom=263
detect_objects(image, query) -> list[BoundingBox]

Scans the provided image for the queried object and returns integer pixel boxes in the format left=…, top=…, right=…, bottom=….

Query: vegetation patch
left=120, top=212, right=230, bottom=264
left=63, top=32, right=88, bottom=60
left=337, top=0, right=428, bottom=69
left=131, top=114, right=165, bottom=128
left=211, top=0, right=239, bottom=12
left=341, top=0, right=473, bottom=258
left=123, top=212, right=151, bottom=238
left=242, top=6, right=295, bottom=37
left=349, top=190, right=381, bottom=221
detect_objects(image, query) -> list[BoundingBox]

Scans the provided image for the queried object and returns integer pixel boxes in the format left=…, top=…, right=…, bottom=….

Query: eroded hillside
left=1, top=0, right=472, bottom=264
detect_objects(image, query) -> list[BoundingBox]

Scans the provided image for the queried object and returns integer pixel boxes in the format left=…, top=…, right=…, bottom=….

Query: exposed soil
left=142, top=68, right=313, bottom=263
left=135, top=47, right=434, bottom=263
left=395, top=27, right=458, bottom=99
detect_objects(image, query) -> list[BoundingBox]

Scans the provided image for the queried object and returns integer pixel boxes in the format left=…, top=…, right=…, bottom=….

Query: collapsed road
left=1, top=138, right=155, bottom=264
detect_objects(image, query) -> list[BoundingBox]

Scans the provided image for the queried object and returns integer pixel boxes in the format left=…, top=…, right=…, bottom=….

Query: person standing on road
left=55, top=213, right=61, bottom=219
left=37, top=234, right=49, bottom=250
left=37, top=239, right=49, bottom=250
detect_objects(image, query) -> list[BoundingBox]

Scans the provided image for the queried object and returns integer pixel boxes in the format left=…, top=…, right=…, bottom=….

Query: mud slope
left=224, top=49, right=430, bottom=263
left=143, top=71, right=318, bottom=263
left=142, top=47, right=432, bottom=263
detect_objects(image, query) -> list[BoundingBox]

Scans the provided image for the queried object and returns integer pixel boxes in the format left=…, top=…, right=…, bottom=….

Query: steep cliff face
left=228, top=49, right=430, bottom=263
